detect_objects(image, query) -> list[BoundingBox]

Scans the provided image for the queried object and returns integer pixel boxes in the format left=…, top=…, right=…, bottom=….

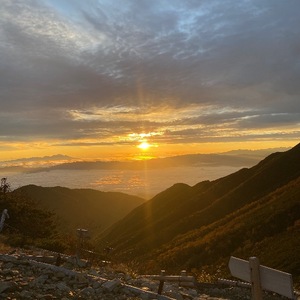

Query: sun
left=138, top=141, right=150, bottom=150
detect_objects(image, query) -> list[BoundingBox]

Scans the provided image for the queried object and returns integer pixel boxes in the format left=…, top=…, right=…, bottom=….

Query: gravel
left=0, top=249, right=298, bottom=300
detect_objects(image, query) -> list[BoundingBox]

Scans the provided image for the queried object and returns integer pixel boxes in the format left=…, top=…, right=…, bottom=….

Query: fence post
left=76, top=228, right=89, bottom=260
left=249, top=257, right=263, bottom=300
left=157, top=270, right=166, bottom=295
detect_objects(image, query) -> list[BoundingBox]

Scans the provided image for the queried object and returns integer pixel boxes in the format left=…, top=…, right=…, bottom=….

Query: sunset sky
left=0, top=0, right=299, bottom=161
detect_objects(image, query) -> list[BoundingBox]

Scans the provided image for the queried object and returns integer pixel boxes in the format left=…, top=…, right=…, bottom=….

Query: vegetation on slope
left=149, top=177, right=300, bottom=277
left=0, top=187, right=63, bottom=251
left=16, top=185, right=145, bottom=234
left=0, top=183, right=145, bottom=253
left=97, top=143, right=300, bottom=282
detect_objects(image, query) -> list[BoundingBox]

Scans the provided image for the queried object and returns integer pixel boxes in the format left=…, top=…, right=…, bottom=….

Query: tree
left=0, top=178, right=61, bottom=249
left=0, top=177, right=10, bottom=194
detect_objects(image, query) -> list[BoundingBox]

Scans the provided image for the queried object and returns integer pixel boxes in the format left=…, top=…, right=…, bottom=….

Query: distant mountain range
left=96, top=143, right=300, bottom=281
left=0, top=154, right=75, bottom=172
left=2, top=148, right=288, bottom=173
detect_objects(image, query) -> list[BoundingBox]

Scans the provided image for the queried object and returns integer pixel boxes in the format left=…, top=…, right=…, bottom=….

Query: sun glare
left=138, top=141, right=150, bottom=150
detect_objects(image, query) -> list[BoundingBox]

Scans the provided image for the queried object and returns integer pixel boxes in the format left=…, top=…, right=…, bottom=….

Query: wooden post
left=157, top=270, right=166, bottom=295
left=76, top=228, right=89, bottom=260
left=76, top=237, right=81, bottom=260
left=249, top=257, right=263, bottom=300
left=229, top=256, right=295, bottom=299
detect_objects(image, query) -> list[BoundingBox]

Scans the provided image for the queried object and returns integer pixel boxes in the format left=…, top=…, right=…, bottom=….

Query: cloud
left=0, top=0, right=299, bottom=150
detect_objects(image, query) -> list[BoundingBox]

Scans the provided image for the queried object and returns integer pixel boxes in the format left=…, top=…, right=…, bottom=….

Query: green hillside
left=97, top=143, right=300, bottom=282
left=14, top=185, right=145, bottom=234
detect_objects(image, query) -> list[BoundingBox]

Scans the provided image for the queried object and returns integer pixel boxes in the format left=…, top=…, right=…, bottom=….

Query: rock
left=76, top=273, right=89, bottom=283
left=89, top=269, right=100, bottom=277
left=92, top=281, right=102, bottom=289
left=102, top=278, right=122, bottom=292
left=33, top=274, right=49, bottom=285
left=0, top=281, right=16, bottom=293
left=124, top=274, right=132, bottom=281
left=18, top=289, right=34, bottom=298
left=0, top=249, right=290, bottom=300
left=186, top=289, right=198, bottom=297
left=56, top=281, right=71, bottom=293
left=1, top=269, right=19, bottom=276
left=36, top=293, right=57, bottom=299
left=166, top=291, right=184, bottom=300
left=140, top=279, right=158, bottom=291
left=54, top=271, right=66, bottom=279
left=76, top=258, right=88, bottom=268
left=80, top=286, right=95, bottom=297
left=2, top=262, right=14, bottom=269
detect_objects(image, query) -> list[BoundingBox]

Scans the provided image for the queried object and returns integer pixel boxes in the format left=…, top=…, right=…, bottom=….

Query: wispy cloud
left=0, top=0, right=299, bottom=158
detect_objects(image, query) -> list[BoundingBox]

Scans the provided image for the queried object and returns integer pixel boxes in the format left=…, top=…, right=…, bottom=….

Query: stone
left=0, top=281, right=16, bottom=293
left=89, top=269, right=100, bottom=277
left=76, top=274, right=89, bottom=289
left=92, top=281, right=102, bottom=289
left=1, top=269, right=19, bottom=276
left=1, top=250, right=279, bottom=300
left=186, top=289, right=198, bottom=297
left=166, top=291, right=184, bottom=300
left=34, top=274, right=49, bottom=285
left=76, top=258, right=88, bottom=268
left=102, top=278, right=122, bottom=292
left=54, top=271, right=66, bottom=279
left=80, top=286, right=95, bottom=297
left=3, top=262, right=14, bottom=269
left=40, top=283, right=57, bottom=291
left=18, top=289, right=34, bottom=298
left=36, top=293, right=56, bottom=299
left=56, top=281, right=71, bottom=293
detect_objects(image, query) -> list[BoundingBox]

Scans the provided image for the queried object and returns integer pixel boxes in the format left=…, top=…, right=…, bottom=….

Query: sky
left=0, top=0, right=299, bottom=162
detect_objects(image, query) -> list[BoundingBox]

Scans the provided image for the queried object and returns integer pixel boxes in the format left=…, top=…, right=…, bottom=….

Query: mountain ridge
left=96, top=143, right=300, bottom=281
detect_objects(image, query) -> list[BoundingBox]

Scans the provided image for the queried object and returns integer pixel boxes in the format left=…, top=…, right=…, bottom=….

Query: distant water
left=8, top=166, right=241, bottom=199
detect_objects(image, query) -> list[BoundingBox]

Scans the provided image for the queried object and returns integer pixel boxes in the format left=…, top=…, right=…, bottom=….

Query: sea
left=7, top=165, right=241, bottom=199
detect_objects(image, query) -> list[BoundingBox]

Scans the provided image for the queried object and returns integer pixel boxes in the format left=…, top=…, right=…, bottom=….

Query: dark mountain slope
left=15, top=185, right=145, bottom=233
left=162, top=143, right=300, bottom=236
left=96, top=183, right=197, bottom=254
left=171, top=142, right=300, bottom=236
left=98, top=143, right=300, bottom=267
left=149, top=176, right=300, bottom=278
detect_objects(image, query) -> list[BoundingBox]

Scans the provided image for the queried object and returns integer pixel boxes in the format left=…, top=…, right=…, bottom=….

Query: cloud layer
left=0, top=0, right=299, bottom=157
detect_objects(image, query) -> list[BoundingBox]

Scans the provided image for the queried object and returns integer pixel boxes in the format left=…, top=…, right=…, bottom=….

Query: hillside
left=14, top=185, right=145, bottom=234
left=97, top=143, right=300, bottom=281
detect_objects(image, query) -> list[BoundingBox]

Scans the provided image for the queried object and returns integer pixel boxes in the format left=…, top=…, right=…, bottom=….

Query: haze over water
left=2, top=147, right=290, bottom=199
left=8, top=166, right=240, bottom=199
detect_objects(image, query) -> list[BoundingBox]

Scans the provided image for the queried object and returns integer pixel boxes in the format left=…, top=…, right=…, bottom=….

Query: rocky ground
left=0, top=248, right=298, bottom=300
